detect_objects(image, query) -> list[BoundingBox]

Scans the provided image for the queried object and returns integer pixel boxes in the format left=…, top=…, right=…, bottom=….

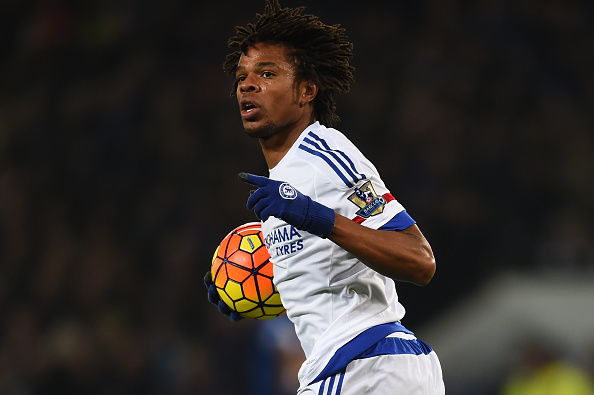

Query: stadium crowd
left=1, top=0, right=593, bottom=393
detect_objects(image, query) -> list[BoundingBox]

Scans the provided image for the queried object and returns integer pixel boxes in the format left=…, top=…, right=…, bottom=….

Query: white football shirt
left=261, top=122, right=416, bottom=387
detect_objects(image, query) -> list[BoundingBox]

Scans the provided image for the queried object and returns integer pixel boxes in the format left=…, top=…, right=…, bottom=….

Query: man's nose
left=239, top=75, right=260, bottom=93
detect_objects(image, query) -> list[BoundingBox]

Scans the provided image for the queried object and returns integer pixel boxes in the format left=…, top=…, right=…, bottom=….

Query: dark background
left=1, top=0, right=593, bottom=394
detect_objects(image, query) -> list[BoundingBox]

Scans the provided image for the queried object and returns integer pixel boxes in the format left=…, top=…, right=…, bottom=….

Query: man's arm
left=239, top=172, right=436, bottom=285
left=329, top=214, right=436, bottom=286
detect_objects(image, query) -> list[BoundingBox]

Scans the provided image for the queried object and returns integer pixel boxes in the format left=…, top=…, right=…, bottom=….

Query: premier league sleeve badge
left=347, top=181, right=387, bottom=218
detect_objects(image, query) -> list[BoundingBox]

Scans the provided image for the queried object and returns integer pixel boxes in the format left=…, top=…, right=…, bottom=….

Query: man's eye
left=236, top=75, right=247, bottom=82
left=262, top=71, right=273, bottom=78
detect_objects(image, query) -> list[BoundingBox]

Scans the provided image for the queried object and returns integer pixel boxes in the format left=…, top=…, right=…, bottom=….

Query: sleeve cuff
left=378, top=211, right=416, bottom=231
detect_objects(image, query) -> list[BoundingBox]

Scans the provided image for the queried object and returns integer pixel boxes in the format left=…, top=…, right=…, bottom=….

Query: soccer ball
left=211, top=222, right=285, bottom=320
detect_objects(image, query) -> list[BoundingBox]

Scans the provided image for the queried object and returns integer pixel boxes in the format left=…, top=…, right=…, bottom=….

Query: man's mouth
left=241, top=101, right=259, bottom=118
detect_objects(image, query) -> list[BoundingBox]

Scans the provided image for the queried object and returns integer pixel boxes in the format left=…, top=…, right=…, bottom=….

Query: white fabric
left=262, top=122, right=411, bottom=388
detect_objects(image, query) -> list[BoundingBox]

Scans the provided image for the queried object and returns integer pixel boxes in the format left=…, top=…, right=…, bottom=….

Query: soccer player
left=205, top=1, right=445, bottom=393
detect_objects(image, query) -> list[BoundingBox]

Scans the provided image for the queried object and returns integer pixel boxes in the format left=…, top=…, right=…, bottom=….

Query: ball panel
left=212, top=263, right=228, bottom=288
left=235, top=298, right=258, bottom=313
left=211, top=255, right=223, bottom=273
left=261, top=306, right=286, bottom=317
left=225, top=233, right=242, bottom=257
left=223, top=281, right=244, bottom=301
left=239, top=234, right=262, bottom=253
left=225, top=262, right=252, bottom=283
left=227, top=250, right=254, bottom=270
left=253, top=245, right=271, bottom=262
left=241, top=308, right=265, bottom=319
left=263, top=291, right=283, bottom=305
left=240, top=275, right=259, bottom=302
left=218, top=288, right=235, bottom=309
left=211, top=255, right=223, bottom=277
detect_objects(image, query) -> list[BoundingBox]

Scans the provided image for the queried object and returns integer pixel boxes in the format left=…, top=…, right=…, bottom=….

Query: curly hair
left=223, top=0, right=354, bottom=127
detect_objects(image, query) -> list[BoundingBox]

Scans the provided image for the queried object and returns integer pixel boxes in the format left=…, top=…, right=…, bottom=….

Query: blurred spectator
left=500, top=339, right=594, bottom=395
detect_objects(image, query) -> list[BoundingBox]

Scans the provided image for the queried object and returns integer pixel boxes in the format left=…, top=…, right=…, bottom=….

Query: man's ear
left=300, top=81, right=318, bottom=106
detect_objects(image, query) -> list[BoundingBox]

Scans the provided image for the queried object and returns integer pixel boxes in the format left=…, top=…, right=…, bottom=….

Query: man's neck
left=259, top=120, right=315, bottom=169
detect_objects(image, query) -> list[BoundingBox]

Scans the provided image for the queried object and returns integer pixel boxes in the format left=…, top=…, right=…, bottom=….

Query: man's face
left=235, top=42, right=311, bottom=139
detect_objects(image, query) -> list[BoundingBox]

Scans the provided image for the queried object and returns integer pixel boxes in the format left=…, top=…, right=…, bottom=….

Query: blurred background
left=1, top=0, right=593, bottom=394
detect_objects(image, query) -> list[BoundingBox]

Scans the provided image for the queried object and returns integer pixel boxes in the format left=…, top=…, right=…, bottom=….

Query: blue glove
left=238, top=172, right=335, bottom=238
left=204, top=271, right=242, bottom=322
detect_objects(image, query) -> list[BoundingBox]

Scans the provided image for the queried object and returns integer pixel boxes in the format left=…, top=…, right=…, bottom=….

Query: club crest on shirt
left=348, top=181, right=386, bottom=218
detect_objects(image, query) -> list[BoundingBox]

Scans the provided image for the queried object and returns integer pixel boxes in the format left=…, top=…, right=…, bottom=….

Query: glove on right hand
left=239, top=172, right=335, bottom=238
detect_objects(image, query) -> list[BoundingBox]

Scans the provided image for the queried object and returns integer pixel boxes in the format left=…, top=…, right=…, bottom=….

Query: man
left=206, top=1, right=445, bottom=393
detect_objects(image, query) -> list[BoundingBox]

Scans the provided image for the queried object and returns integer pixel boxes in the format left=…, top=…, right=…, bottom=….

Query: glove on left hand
left=238, top=172, right=335, bottom=238
left=204, top=271, right=242, bottom=322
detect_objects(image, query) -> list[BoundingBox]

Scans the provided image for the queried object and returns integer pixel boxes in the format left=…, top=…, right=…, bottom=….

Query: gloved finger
left=246, top=187, right=268, bottom=211
left=254, top=200, right=275, bottom=222
left=238, top=172, right=269, bottom=187
left=204, top=271, right=213, bottom=288
left=229, top=311, right=243, bottom=322
left=217, top=301, right=242, bottom=321
left=250, top=194, right=276, bottom=220
left=207, top=283, right=220, bottom=304
left=218, top=300, right=232, bottom=315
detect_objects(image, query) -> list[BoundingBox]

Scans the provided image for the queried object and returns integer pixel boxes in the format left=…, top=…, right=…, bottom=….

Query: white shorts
left=298, top=331, right=445, bottom=395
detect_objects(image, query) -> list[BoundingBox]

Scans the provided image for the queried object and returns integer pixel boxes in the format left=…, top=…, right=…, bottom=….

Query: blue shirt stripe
left=317, top=379, right=326, bottom=395
left=298, top=144, right=354, bottom=187
left=359, top=337, right=433, bottom=359
left=318, top=370, right=346, bottom=395
left=298, top=131, right=366, bottom=188
left=305, top=132, right=366, bottom=181
left=335, top=371, right=346, bottom=395
left=303, top=136, right=362, bottom=184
